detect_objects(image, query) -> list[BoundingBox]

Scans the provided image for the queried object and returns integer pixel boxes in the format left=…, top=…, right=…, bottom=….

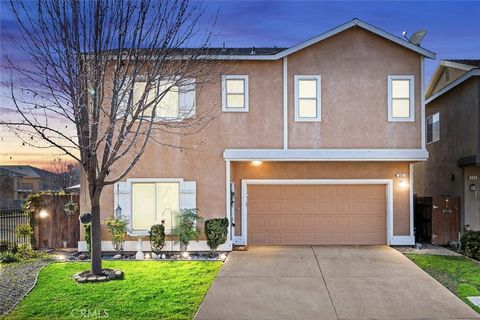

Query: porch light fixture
left=115, top=204, right=122, bottom=217
left=115, top=184, right=122, bottom=217
left=251, top=160, right=262, bottom=166
left=39, top=209, right=48, bottom=219
left=398, top=180, right=409, bottom=188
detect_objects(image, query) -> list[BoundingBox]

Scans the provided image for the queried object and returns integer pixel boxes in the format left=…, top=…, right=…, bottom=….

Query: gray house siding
left=414, top=76, right=480, bottom=230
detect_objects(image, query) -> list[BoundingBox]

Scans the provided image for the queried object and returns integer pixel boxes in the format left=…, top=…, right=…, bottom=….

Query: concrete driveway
left=195, top=246, right=479, bottom=320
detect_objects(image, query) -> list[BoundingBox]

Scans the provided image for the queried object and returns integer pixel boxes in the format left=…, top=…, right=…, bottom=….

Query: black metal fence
left=0, top=209, right=31, bottom=246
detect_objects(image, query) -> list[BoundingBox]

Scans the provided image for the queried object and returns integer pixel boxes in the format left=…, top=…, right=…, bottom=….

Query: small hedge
left=149, top=223, right=166, bottom=255
left=205, top=218, right=229, bottom=252
left=460, top=230, right=480, bottom=260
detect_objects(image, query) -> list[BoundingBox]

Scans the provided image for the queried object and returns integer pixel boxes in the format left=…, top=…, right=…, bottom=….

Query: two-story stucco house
left=79, top=19, right=436, bottom=252
left=414, top=60, right=480, bottom=232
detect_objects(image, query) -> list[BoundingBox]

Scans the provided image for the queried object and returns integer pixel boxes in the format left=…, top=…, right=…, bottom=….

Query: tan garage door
left=247, top=184, right=386, bottom=245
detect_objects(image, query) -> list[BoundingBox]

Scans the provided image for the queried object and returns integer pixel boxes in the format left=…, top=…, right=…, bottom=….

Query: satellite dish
left=409, top=29, right=427, bottom=46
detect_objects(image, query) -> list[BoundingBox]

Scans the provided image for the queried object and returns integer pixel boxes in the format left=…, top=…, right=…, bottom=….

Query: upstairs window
left=388, top=75, right=414, bottom=122
left=118, top=78, right=195, bottom=120
left=132, top=80, right=179, bottom=118
left=222, top=75, right=249, bottom=112
left=294, top=75, right=321, bottom=122
left=426, top=112, right=440, bottom=144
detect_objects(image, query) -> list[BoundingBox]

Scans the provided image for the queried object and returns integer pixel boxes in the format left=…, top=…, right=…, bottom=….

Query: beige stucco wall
left=287, top=27, right=422, bottom=149
left=231, top=161, right=412, bottom=237
left=80, top=26, right=423, bottom=242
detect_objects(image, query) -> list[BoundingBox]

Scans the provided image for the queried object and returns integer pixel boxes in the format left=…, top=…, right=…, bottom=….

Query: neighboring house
left=414, top=60, right=480, bottom=232
left=0, top=165, right=58, bottom=209
left=79, top=19, right=436, bottom=252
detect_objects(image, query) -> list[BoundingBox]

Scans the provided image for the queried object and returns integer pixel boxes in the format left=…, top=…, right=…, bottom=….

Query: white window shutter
left=113, top=181, right=131, bottom=224
left=179, top=79, right=196, bottom=118
left=179, top=181, right=196, bottom=210
left=116, top=79, right=131, bottom=119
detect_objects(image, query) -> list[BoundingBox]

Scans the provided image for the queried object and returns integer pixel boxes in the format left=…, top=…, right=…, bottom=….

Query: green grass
left=405, top=254, right=480, bottom=313
left=5, top=261, right=222, bottom=320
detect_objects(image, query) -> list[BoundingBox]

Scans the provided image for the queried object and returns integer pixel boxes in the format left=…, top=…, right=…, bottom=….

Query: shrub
left=83, top=223, right=91, bottom=254
left=205, top=218, right=229, bottom=252
left=149, top=222, right=166, bottom=255
left=105, top=217, right=128, bottom=254
left=172, top=209, right=201, bottom=252
left=15, top=244, right=48, bottom=260
left=0, top=251, right=19, bottom=264
left=16, top=224, right=33, bottom=246
left=460, top=230, right=480, bottom=260
left=0, top=240, right=17, bottom=253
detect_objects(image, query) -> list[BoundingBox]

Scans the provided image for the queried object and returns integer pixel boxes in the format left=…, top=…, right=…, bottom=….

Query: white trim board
left=283, top=57, right=288, bottom=149
left=425, top=69, right=480, bottom=104
left=421, top=57, right=426, bottom=149
left=223, top=149, right=428, bottom=161
left=237, top=179, right=410, bottom=246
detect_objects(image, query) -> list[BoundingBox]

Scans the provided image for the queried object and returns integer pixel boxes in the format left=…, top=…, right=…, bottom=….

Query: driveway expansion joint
left=312, top=246, right=340, bottom=320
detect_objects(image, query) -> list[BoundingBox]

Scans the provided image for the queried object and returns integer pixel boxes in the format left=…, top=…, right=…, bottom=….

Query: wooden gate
left=34, top=195, right=80, bottom=249
left=414, top=196, right=461, bottom=245
left=431, top=196, right=461, bottom=245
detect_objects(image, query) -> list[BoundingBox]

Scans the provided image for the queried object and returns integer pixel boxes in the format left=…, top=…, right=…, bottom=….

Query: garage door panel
left=247, top=184, right=386, bottom=245
left=283, top=201, right=300, bottom=213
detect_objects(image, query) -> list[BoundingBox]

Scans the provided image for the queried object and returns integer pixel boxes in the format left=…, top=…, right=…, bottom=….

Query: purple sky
left=0, top=0, right=479, bottom=166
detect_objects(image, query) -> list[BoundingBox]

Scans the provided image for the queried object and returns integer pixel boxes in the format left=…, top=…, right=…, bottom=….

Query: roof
left=445, top=59, right=480, bottom=68
left=0, top=165, right=55, bottom=178
left=425, top=68, right=480, bottom=104
left=271, top=18, right=436, bottom=60
left=99, top=19, right=435, bottom=61
left=426, top=59, right=480, bottom=99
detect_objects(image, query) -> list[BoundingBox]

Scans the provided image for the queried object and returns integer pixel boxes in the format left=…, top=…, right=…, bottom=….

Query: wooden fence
left=34, top=195, right=80, bottom=249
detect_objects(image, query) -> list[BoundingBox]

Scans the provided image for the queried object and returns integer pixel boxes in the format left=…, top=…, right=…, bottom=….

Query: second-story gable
left=286, top=26, right=423, bottom=149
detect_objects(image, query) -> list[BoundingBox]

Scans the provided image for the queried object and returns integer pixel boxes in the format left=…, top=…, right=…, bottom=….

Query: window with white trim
left=132, top=80, right=179, bottom=118
left=388, top=75, right=414, bottom=122
left=426, top=112, right=440, bottom=144
left=131, top=182, right=180, bottom=232
left=294, top=75, right=321, bottom=122
left=222, top=75, right=249, bottom=112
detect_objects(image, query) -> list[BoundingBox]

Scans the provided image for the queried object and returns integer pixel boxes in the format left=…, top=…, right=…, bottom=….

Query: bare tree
left=1, top=0, right=221, bottom=274
left=47, top=158, right=81, bottom=191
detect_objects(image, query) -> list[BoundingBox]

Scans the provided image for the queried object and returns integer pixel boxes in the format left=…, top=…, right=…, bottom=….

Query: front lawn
left=405, top=254, right=480, bottom=313
left=5, top=261, right=222, bottom=320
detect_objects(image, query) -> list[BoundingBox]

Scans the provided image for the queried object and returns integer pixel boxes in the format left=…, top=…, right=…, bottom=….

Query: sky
left=0, top=0, right=479, bottom=168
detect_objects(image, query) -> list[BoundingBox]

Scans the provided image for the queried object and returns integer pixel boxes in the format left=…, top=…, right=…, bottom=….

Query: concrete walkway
left=195, top=246, right=479, bottom=320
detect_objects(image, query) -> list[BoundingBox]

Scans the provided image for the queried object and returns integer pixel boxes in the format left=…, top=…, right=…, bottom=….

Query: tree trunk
left=90, top=195, right=102, bottom=275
